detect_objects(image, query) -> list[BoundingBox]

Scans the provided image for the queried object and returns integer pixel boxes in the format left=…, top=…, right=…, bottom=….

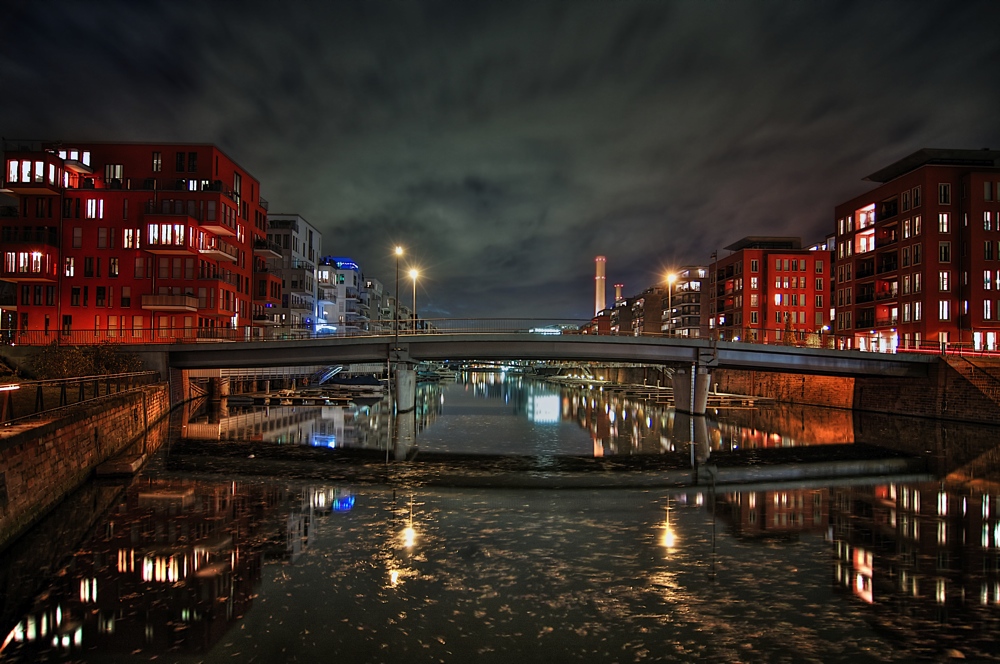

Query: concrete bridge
left=127, top=332, right=937, bottom=415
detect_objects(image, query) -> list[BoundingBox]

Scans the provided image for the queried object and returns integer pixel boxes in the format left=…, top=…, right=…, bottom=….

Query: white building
left=266, top=213, right=320, bottom=332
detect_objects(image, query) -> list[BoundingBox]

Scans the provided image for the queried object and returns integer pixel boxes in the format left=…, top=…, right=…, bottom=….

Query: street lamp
left=394, top=246, right=403, bottom=347
left=409, top=268, right=419, bottom=333
left=665, top=272, right=677, bottom=336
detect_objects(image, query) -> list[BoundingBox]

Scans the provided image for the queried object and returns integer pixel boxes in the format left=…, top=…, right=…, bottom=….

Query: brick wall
left=715, top=358, right=1000, bottom=425
left=0, top=383, right=170, bottom=551
left=715, top=370, right=855, bottom=409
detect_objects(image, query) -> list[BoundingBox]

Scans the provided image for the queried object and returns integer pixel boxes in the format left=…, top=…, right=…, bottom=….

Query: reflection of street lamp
left=661, top=497, right=676, bottom=549
left=402, top=494, right=416, bottom=548
left=409, top=268, right=419, bottom=333
left=665, top=272, right=677, bottom=336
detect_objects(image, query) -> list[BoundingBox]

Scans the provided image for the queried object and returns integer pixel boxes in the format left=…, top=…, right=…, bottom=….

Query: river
left=1, top=371, right=998, bottom=662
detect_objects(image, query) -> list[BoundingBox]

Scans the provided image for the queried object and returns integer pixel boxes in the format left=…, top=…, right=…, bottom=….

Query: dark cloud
left=3, top=0, right=1000, bottom=320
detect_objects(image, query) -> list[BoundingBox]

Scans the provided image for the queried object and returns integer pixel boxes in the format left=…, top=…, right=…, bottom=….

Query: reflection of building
left=3, top=479, right=312, bottom=658
left=715, top=489, right=829, bottom=539
left=828, top=482, right=1000, bottom=659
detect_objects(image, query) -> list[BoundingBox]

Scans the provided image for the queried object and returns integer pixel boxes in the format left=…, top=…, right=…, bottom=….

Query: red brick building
left=833, top=149, right=1000, bottom=351
left=1, top=140, right=281, bottom=343
left=707, top=236, right=831, bottom=344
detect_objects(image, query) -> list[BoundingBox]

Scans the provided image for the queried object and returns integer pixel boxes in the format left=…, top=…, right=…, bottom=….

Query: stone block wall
left=715, top=358, right=1000, bottom=425
left=0, top=383, right=170, bottom=551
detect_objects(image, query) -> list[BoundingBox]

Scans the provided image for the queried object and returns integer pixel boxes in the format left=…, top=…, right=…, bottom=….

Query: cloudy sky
left=2, top=0, right=999, bottom=320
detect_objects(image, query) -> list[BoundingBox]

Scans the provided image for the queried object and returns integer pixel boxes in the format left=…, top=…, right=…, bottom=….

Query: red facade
left=833, top=149, right=1000, bottom=351
left=1, top=141, right=279, bottom=343
left=707, top=237, right=831, bottom=344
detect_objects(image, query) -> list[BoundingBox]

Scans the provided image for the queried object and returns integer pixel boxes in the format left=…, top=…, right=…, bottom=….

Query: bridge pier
left=396, top=368, right=416, bottom=413
left=208, top=377, right=230, bottom=402
left=672, top=364, right=711, bottom=415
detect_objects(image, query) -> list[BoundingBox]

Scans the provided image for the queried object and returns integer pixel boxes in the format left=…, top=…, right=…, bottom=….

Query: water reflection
left=7, top=476, right=1000, bottom=661
left=181, top=372, right=860, bottom=460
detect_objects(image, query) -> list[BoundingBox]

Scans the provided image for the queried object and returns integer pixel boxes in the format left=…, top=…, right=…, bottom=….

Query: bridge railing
left=4, top=322, right=1000, bottom=357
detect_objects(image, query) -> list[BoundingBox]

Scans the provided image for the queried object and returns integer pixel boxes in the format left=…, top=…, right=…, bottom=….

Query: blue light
left=333, top=496, right=356, bottom=512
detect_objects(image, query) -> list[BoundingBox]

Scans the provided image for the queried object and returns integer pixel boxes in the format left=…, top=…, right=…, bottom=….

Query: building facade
left=1, top=140, right=272, bottom=342
left=833, top=149, right=1000, bottom=351
left=707, top=237, right=830, bottom=344
left=317, top=257, right=368, bottom=335
left=663, top=266, right=706, bottom=337
left=265, top=213, right=319, bottom=333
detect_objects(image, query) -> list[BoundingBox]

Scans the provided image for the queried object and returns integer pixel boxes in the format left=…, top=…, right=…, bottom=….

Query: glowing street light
left=394, top=246, right=404, bottom=347
left=665, top=272, right=677, bottom=337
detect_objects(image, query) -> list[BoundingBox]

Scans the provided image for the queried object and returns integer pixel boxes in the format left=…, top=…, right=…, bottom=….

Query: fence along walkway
left=0, top=371, right=160, bottom=426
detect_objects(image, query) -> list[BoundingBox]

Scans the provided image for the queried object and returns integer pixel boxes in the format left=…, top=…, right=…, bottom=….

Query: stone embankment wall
left=714, top=357, right=1000, bottom=425
left=0, top=383, right=170, bottom=551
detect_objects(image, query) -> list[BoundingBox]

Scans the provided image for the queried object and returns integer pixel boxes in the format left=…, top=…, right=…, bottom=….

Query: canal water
left=2, top=372, right=1000, bottom=662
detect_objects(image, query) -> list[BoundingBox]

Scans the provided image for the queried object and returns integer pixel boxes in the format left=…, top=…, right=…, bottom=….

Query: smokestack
left=595, top=256, right=606, bottom=315
left=614, top=283, right=624, bottom=302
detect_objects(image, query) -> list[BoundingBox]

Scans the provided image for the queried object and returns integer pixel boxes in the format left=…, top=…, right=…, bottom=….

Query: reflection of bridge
left=129, top=332, right=936, bottom=416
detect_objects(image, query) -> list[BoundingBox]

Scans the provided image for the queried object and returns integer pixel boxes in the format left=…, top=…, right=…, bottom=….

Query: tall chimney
left=595, top=256, right=606, bottom=314
left=614, top=283, right=624, bottom=303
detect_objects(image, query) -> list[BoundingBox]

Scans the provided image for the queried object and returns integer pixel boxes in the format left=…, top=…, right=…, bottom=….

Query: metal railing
left=3, top=320, right=1000, bottom=358
left=1, top=371, right=160, bottom=425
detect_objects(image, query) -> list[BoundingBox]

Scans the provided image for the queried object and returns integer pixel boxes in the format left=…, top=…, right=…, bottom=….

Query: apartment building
left=707, top=237, right=830, bottom=344
left=663, top=266, right=706, bottom=337
left=317, top=257, right=368, bottom=335
left=265, top=213, right=320, bottom=332
left=833, top=148, right=1000, bottom=351
left=1, top=140, right=273, bottom=342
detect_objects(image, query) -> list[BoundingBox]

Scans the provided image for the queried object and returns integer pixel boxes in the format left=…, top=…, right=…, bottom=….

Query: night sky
left=2, top=0, right=999, bottom=320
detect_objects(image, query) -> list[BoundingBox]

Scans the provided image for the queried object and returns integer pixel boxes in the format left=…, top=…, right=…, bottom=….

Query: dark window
left=71, top=287, right=80, bottom=306
left=176, top=152, right=185, bottom=171
left=188, top=151, right=197, bottom=172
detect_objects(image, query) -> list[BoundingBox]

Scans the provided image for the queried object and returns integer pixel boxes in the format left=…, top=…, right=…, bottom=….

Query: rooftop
left=864, top=148, right=1000, bottom=183
left=724, top=236, right=802, bottom=252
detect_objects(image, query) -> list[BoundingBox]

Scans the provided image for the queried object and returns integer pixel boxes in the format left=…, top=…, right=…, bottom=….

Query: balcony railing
left=141, top=294, right=199, bottom=311
left=875, top=316, right=899, bottom=327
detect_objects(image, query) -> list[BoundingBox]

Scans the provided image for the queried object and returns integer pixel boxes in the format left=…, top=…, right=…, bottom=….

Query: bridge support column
left=396, top=368, right=416, bottom=413
left=672, top=364, right=711, bottom=415
left=208, top=377, right=230, bottom=402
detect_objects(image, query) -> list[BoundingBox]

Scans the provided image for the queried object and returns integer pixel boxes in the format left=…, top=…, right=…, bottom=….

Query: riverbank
left=0, top=382, right=171, bottom=551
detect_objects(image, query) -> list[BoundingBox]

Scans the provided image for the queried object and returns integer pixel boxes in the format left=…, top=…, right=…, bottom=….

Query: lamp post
left=409, top=268, right=419, bottom=333
left=665, top=272, right=677, bottom=336
left=394, top=246, right=403, bottom=348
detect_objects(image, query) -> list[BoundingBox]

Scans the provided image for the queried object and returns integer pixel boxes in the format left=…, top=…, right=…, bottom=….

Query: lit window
left=938, top=213, right=950, bottom=233
left=939, top=300, right=950, bottom=321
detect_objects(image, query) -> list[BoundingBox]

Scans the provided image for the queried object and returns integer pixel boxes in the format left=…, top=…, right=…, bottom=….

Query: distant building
left=833, top=148, right=1000, bottom=351
left=663, top=266, right=706, bottom=337
left=706, top=236, right=831, bottom=344
left=317, top=257, right=367, bottom=335
left=266, top=213, right=319, bottom=333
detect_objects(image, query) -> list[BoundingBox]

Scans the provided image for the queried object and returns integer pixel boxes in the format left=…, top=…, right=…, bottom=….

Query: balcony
left=856, top=259, right=876, bottom=279
left=141, top=294, right=198, bottom=312
left=1, top=248, right=59, bottom=283
left=875, top=316, right=899, bottom=327
left=254, top=238, right=282, bottom=258
left=198, top=271, right=240, bottom=287
left=877, top=258, right=898, bottom=274
left=253, top=313, right=280, bottom=326
left=289, top=297, right=314, bottom=313
left=146, top=237, right=195, bottom=256
left=198, top=243, right=238, bottom=262
left=0, top=224, right=59, bottom=247
left=4, top=154, right=65, bottom=195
